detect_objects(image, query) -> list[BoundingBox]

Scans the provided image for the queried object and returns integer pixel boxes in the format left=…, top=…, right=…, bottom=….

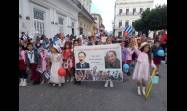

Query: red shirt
left=63, top=49, right=72, bottom=60
left=160, top=33, right=167, bottom=44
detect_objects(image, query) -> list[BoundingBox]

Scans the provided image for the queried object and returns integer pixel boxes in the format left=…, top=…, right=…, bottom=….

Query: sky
left=91, top=0, right=167, bottom=32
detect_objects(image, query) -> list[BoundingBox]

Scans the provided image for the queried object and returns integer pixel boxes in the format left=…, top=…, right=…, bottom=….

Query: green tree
left=133, top=5, right=167, bottom=34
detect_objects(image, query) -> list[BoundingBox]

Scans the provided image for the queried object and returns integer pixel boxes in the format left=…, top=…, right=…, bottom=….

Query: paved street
left=19, top=63, right=167, bottom=111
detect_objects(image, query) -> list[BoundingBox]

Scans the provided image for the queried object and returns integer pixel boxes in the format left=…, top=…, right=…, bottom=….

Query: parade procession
left=19, top=0, right=167, bottom=111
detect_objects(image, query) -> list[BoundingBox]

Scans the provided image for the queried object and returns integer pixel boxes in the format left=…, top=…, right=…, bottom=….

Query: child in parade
left=39, top=47, right=48, bottom=73
left=121, top=41, right=130, bottom=82
left=34, top=37, right=42, bottom=50
left=63, top=41, right=73, bottom=82
left=38, top=47, right=48, bottom=84
left=67, top=55, right=74, bottom=82
left=73, top=40, right=81, bottom=85
left=49, top=45, right=65, bottom=87
left=19, top=46, right=27, bottom=86
left=25, top=43, right=41, bottom=85
left=20, top=40, right=28, bottom=50
left=131, top=38, right=139, bottom=71
left=124, top=39, right=134, bottom=76
left=152, top=41, right=164, bottom=76
left=41, top=35, right=50, bottom=49
left=132, top=41, right=156, bottom=96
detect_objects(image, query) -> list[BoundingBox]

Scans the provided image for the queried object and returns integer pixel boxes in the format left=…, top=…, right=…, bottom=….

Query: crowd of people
left=19, top=30, right=167, bottom=96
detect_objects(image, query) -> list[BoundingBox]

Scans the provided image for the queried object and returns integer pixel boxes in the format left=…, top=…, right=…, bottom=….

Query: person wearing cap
left=132, top=42, right=156, bottom=96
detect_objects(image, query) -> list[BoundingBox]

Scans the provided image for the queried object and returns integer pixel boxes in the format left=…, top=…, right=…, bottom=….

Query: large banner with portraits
left=74, top=44, right=123, bottom=81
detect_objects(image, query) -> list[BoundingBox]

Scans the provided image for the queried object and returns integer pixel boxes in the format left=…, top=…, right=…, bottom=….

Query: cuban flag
left=123, top=25, right=135, bottom=37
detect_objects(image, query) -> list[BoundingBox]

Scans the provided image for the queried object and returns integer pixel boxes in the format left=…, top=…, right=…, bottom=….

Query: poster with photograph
left=74, top=44, right=123, bottom=81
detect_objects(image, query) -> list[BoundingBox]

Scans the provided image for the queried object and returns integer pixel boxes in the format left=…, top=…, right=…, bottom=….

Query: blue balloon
left=157, top=49, right=165, bottom=57
left=123, top=64, right=129, bottom=72
left=124, top=69, right=129, bottom=73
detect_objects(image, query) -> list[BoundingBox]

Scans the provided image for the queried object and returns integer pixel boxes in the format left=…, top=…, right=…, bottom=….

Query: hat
left=53, top=44, right=62, bottom=53
left=139, top=42, right=150, bottom=50
left=78, top=35, right=82, bottom=39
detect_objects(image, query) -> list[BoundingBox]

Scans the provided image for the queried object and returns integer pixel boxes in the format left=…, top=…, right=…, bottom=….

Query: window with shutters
left=125, top=21, right=129, bottom=27
left=126, top=9, right=129, bottom=15
left=33, top=8, right=45, bottom=35
left=132, top=21, right=135, bottom=26
left=133, top=8, right=136, bottom=15
left=118, top=31, right=122, bottom=37
left=119, top=9, right=122, bottom=15
left=140, top=8, right=143, bottom=14
left=72, top=22, right=74, bottom=28
left=119, top=21, right=122, bottom=28
left=58, top=17, right=64, bottom=25
left=58, top=16, right=64, bottom=33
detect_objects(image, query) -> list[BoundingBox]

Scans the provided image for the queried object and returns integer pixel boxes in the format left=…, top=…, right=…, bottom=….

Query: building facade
left=78, top=12, right=95, bottom=36
left=19, top=0, right=95, bottom=39
left=78, top=0, right=92, bottom=13
left=113, top=0, right=154, bottom=37
left=91, top=13, right=105, bottom=36
left=78, top=0, right=95, bottom=36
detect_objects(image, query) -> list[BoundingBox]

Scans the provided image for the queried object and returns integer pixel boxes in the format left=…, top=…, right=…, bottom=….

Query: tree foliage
left=133, top=5, right=167, bottom=33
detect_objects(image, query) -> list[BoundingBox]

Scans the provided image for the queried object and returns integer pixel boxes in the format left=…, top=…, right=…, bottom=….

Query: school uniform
left=25, top=49, right=41, bottom=84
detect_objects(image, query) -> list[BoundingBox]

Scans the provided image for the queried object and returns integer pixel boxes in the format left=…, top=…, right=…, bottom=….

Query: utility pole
left=113, top=2, right=116, bottom=37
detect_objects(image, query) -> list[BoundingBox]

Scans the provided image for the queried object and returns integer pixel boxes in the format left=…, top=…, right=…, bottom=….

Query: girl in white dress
left=49, top=46, right=65, bottom=87
left=132, top=42, right=156, bottom=96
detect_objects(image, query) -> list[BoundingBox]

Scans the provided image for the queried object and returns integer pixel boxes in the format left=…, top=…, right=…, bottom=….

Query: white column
left=21, top=0, right=32, bottom=36
left=22, top=0, right=30, bottom=18
left=19, top=0, right=22, bottom=15
left=50, top=8, right=58, bottom=37
left=19, top=0, right=23, bottom=36
left=48, top=8, right=55, bottom=38
left=74, top=20, right=78, bottom=36
left=43, top=8, right=51, bottom=38
left=129, top=20, right=131, bottom=26
left=66, top=17, right=70, bottom=35
left=55, top=9, right=60, bottom=35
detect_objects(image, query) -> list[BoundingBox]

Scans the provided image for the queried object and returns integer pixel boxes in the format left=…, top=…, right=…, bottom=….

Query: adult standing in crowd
left=55, top=33, right=66, bottom=50
left=74, top=39, right=82, bottom=85
left=104, top=37, right=114, bottom=88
